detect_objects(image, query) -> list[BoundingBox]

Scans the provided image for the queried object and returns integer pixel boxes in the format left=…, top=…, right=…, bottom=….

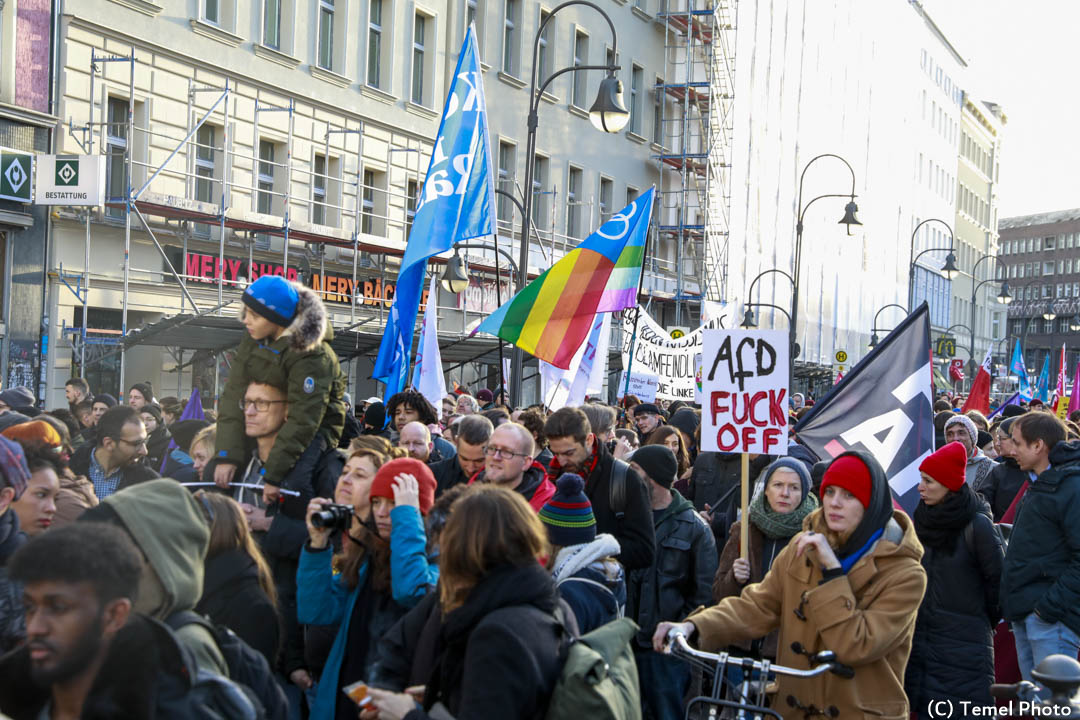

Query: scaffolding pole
left=119, top=52, right=136, bottom=394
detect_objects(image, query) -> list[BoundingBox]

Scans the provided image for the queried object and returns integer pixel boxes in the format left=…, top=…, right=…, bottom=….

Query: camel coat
left=687, top=509, right=926, bottom=720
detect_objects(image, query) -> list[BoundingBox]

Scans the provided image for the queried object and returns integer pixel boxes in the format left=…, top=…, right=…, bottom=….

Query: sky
left=920, top=0, right=1079, bottom=219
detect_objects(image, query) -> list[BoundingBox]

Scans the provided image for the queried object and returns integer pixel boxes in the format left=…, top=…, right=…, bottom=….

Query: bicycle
left=990, top=653, right=1080, bottom=716
left=662, top=630, right=855, bottom=720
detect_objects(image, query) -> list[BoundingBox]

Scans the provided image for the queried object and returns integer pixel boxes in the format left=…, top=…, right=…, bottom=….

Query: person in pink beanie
left=905, top=441, right=1004, bottom=714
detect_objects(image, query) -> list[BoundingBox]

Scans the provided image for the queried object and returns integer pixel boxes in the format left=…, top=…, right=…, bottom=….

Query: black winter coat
left=430, top=456, right=470, bottom=496
left=690, top=452, right=773, bottom=547
left=578, top=440, right=656, bottom=571
left=404, top=563, right=565, bottom=720
left=196, top=549, right=281, bottom=667
left=0, top=510, right=26, bottom=654
left=905, top=510, right=1004, bottom=713
left=70, top=442, right=161, bottom=493
left=626, top=490, right=717, bottom=648
left=146, top=426, right=171, bottom=473
left=977, top=456, right=1028, bottom=522
left=1001, top=441, right=1080, bottom=634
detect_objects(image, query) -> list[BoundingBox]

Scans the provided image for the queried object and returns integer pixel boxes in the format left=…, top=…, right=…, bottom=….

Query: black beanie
left=1001, top=404, right=1027, bottom=418
left=130, top=382, right=154, bottom=403
left=632, top=445, right=678, bottom=489
left=169, top=419, right=210, bottom=452
left=140, top=403, right=163, bottom=424
left=364, top=401, right=386, bottom=429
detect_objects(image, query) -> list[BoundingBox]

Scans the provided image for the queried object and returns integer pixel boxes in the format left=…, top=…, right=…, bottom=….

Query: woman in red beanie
left=653, top=450, right=927, bottom=719
left=297, top=457, right=438, bottom=719
left=905, top=441, right=1004, bottom=717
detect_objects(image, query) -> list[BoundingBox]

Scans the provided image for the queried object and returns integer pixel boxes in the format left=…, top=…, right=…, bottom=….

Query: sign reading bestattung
left=0, top=149, right=33, bottom=202
left=36, top=155, right=106, bottom=206
left=700, top=329, right=789, bottom=455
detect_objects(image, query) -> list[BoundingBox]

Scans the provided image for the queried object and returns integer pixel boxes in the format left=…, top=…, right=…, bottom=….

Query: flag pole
left=621, top=200, right=653, bottom=404
left=493, top=235, right=507, bottom=397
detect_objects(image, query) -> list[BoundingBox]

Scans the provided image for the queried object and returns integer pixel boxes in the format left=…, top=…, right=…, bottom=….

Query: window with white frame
left=572, top=30, right=588, bottom=108
left=626, top=185, right=638, bottom=206
left=263, top=0, right=282, bottom=48
left=411, top=12, right=435, bottom=106
left=361, top=168, right=387, bottom=236
left=537, top=9, right=553, bottom=84
left=318, top=0, right=335, bottom=70
left=201, top=0, right=237, bottom=30
left=652, top=76, right=664, bottom=145
left=312, top=154, right=327, bottom=225
left=465, top=0, right=484, bottom=52
left=193, top=123, right=219, bottom=234
left=105, top=98, right=129, bottom=219
left=532, top=154, right=549, bottom=230
left=1044, top=261, right=1055, bottom=276
left=257, top=140, right=277, bottom=215
left=367, top=0, right=385, bottom=88
left=629, top=64, right=643, bottom=135
left=566, top=166, right=583, bottom=238
left=497, top=141, right=516, bottom=223
left=502, top=0, right=520, bottom=75
left=599, top=177, right=613, bottom=224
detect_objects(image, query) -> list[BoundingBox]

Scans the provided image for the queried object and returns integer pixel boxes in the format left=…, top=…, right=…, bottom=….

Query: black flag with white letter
left=794, top=303, right=933, bottom=512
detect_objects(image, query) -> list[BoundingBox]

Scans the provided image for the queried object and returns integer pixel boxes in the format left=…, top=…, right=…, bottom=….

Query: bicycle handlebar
left=665, top=631, right=855, bottom=680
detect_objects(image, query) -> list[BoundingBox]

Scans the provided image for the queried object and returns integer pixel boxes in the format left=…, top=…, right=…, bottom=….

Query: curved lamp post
left=968, top=253, right=1012, bottom=380
left=868, top=303, right=908, bottom=348
left=509, top=0, right=629, bottom=406
left=908, top=218, right=959, bottom=311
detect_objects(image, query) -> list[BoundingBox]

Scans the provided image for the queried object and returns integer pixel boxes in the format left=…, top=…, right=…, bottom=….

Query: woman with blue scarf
left=654, top=451, right=927, bottom=720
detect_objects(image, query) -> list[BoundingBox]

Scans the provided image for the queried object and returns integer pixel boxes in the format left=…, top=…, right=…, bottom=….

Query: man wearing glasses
left=468, top=423, right=555, bottom=512
left=69, top=406, right=159, bottom=500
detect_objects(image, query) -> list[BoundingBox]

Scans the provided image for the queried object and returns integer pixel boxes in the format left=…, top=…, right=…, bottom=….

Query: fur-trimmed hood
left=281, top=283, right=331, bottom=352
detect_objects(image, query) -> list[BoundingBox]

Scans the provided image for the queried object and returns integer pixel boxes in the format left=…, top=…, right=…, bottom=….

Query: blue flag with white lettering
left=1009, top=339, right=1032, bottom=399
left=1034, top=354, right=1051, bottom=403
left=373, top=26, right=495, bottom=401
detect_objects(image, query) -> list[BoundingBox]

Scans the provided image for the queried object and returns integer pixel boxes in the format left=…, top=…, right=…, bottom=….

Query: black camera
left=311, top=503, right=353, bottom=531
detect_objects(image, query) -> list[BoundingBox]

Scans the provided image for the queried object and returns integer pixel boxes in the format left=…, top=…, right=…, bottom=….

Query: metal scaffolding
left=654, top=0, right=736, bottom=323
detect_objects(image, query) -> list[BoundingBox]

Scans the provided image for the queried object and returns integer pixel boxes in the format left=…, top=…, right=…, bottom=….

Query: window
left=194, top=124, right=218, bottom=234
left=537, top=10, right=553, bottom=83
left=566, top=166, right=583, bottom=238
left=105, top=98, right=129, bottom=219
left=361, top=168, right=387, bottom=236
left=572, top=30, right=588, bottom=108
left=406, top=179, right=419, bottom=237
left=204, top=0, right=220, bottom=23
left=411, top=13, right=427, bottom=105
left=263, top=0, right=281, bottom=48
left=367, top=0, right=383, bottom=87
left=465, top=0, right=484, bottom=53
left=599, top=177, right=613, bottom=224
left=502, top=0, right=520, bottom=75
left=532, top=154, right=549, bottom=230
left=257, top=140, right=276, bottom=215
left=1044, top=261, right=1055, bottom=276
left=497, top=141, right=515, bottom=222
left=626, top=185, right=638, bottom=206
left=312, top=154, right=327, bottom=225
left=318, top=0, right=335, bottom=70
left=629, top=64, right=643, bottom=135
left=652, top=76, right=664, bottom=145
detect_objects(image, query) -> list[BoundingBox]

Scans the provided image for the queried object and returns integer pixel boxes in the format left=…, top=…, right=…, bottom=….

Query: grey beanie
left=758, top=457, right=812, bottom=499
left=944, top=414, right=978, bottom=451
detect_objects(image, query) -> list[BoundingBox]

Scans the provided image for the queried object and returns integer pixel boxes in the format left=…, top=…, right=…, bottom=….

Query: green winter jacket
left=216, top=284, right=347, bottom=487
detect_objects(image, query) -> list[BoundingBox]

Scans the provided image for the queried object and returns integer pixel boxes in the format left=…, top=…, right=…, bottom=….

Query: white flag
left=541, top=313, right=609, bottom=410
left=413, top=275, right=446, bottom=410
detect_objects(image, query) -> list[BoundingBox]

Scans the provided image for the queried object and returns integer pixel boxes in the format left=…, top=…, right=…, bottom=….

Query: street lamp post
left=968, top=253, right=1012, bottom=386
left=743, top=268, right=796, bottom=386
left=510, top=1, right=629, bottom=407
left=792, top=155, right=861, bottom=391
left=908, top=218, right=959, bottom=311
left=868, top=304, right=908, bottom=348
left=1011, top=278, right=1055, bottom=372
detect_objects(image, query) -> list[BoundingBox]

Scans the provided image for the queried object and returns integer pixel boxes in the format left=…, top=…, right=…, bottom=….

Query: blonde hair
left=194, top=491, right=277, bottom=608
left=190, top=424, right=217, bottom=455
left=438, top=485, right=548, bottom=614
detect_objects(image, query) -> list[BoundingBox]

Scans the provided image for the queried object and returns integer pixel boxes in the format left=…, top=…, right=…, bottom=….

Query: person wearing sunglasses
left=466, top=423, right=555, bottom=512
left=68, top=405, right=159, bottom=501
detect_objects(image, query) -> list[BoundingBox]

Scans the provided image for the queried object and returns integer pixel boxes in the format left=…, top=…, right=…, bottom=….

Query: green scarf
left=748, top=485, right=819, bottom=540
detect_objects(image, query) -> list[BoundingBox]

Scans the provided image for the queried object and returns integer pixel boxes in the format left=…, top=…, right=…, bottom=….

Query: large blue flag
left=373, top=26, right=495, bottom=400
left=1009, top=339, right=1032, bottom=399
left=1034, top=354, right=1051, bottom=402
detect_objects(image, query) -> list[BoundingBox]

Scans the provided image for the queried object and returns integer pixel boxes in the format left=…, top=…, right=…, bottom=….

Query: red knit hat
left=369, top=457, right=437, bottom=515
left=918, top=441, right=967, bottom=493
left=820, top=455, right=873, bottom=509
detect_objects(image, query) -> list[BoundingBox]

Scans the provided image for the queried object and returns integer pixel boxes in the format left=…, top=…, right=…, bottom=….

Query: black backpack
left=166, top=610, right=289, bottom=720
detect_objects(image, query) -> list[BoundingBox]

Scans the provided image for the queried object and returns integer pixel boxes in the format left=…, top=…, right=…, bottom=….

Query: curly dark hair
left=518, top=409, right=547, bottom=447
left=386, top=389, right=439, bottom=429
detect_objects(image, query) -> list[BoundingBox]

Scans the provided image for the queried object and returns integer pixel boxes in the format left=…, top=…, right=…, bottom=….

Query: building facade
left=44, top=0, right=723, bottom=406
left=0, top=0, right=54, bottom=397
left=998, top=210, right=1080, bottom=381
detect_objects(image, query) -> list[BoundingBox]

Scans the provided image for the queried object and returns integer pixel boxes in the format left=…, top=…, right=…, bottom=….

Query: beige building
left=46, top=0, right=732, bottom=406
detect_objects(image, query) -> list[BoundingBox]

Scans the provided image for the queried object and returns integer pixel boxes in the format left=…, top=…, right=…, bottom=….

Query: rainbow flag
left=478, top=187, right=653, bottom=369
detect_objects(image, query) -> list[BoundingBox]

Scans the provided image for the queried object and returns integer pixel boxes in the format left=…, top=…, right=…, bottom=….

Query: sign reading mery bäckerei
left=700, top=329, right=789, bottom=455
left=36, top=155, right=106, bottom=206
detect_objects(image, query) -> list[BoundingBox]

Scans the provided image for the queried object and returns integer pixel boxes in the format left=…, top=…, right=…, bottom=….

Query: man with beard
left=0, top=522, right=226, bottom=718
left=468, top=423, right=555, bottom=511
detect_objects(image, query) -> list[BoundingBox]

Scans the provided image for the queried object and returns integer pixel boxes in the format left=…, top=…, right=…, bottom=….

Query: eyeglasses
left=240, top=398, right=287, bottom=412
left=115, top=436, right=147, bottom=448
left=483, top=445, right=528, bottom=460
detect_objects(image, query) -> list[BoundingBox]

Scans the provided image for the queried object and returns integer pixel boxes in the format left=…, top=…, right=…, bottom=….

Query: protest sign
left=619, top=307, right=724, bottom=401
left=617, top=370, right=659, bottom=402
left=700, top=329, right=789, bottom=455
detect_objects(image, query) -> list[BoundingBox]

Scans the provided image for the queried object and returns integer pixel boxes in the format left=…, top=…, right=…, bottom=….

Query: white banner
left=700, top=329, right=789, bottom=455
left=619, top=307, right=724, bottom=401
left=616, top=370, right=659, bottom=403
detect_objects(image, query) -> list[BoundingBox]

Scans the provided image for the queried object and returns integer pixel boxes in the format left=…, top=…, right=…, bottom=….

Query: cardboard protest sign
left=700, top=329, right=789, bottom=455
left=617, top=370, right=659, bottom=402
left=619, top=307, right=724, bottom=400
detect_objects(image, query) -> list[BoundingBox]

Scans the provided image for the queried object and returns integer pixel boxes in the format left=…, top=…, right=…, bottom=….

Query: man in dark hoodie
left=625, top=444, right=717, bottom=720
left=468, top=423, right=554, bottom=511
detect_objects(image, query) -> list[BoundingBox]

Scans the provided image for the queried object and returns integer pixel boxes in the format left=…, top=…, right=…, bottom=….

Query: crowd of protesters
left=0, top=279, right=1079, bottom=719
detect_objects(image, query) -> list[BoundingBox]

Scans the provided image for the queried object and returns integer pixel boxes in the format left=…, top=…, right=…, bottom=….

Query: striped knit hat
left=539, top=473, right=596, bottom=547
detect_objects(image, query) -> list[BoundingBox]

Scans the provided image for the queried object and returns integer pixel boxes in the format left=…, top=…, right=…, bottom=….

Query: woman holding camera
left=297, top=457, right=439, bottom=720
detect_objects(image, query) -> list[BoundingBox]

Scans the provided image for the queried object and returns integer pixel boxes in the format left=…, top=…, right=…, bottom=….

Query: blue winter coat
left=556, top=564, right=626, bottom=635
left=297, top=505, right=438, bottom=720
